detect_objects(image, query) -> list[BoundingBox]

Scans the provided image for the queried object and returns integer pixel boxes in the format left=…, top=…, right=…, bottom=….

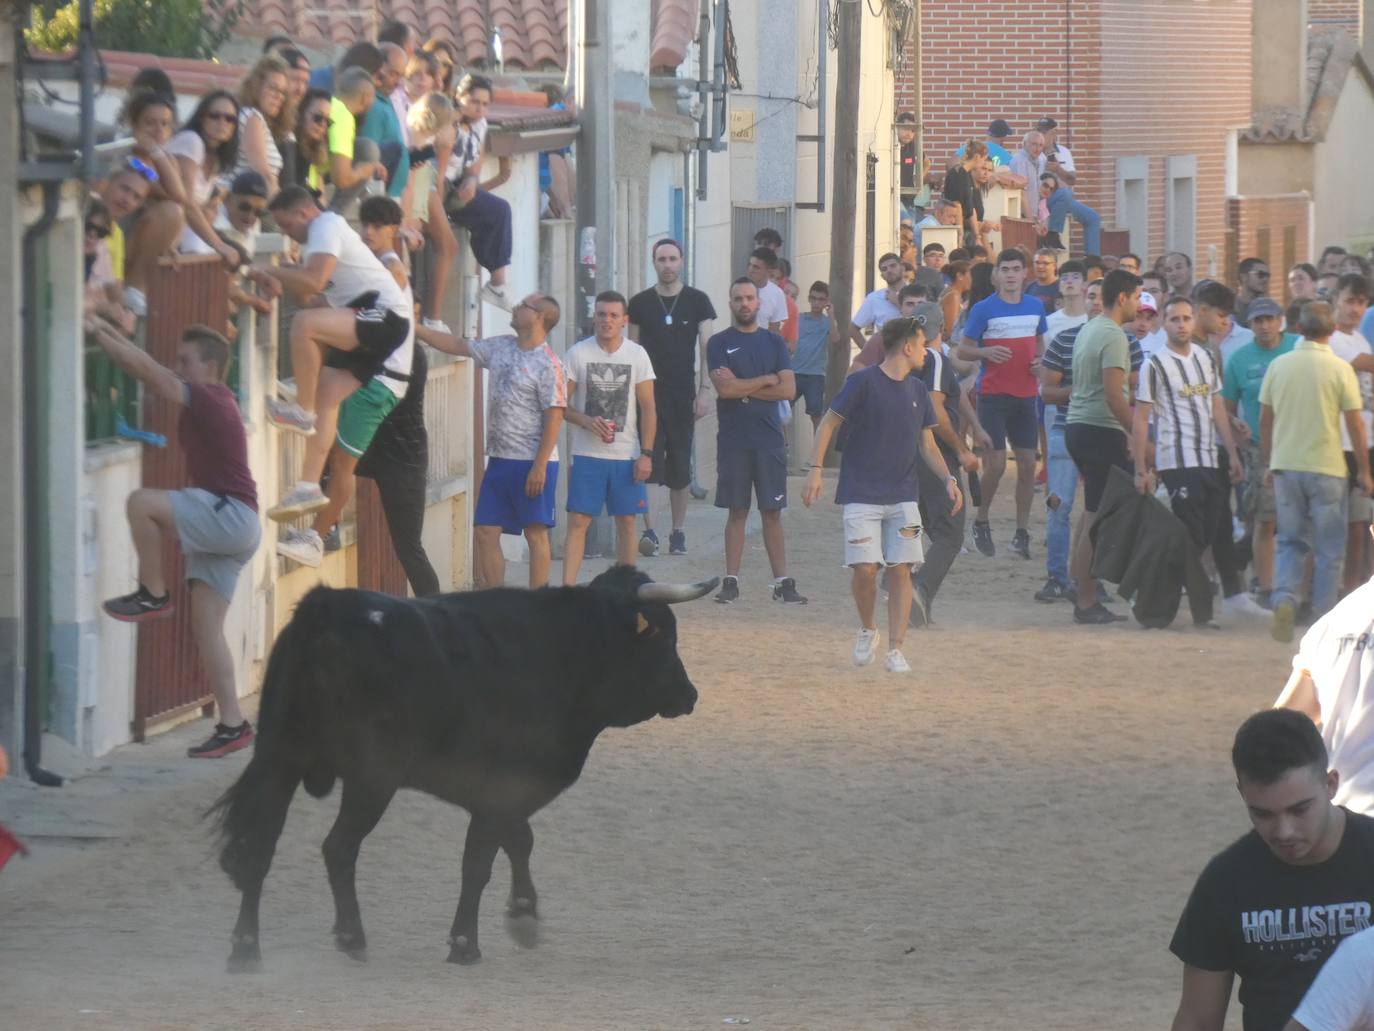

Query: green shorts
left=336, top=379, right=400, bottom=458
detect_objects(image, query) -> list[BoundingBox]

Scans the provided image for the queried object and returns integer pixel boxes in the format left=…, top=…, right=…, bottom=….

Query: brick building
left=904, top=0, right=1254, bottom=275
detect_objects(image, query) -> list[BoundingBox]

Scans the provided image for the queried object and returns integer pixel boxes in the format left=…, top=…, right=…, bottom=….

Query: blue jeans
left=1272, top=470, right=1348, bottom=616
left=1047, top=188, right=1101, bottom=256
left=1045, top=422, right=1077, bottom=585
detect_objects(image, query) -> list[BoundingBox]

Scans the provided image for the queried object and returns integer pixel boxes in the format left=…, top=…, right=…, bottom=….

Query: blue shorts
left=716, top=446, right=788, bottom=511
left=566, top=456, right=648, bottom=517
left=475, top=457, right=560, bottom=534
left=793, top=373, right=826, bottom=414
left=977, top=394, right=1039, bottom=451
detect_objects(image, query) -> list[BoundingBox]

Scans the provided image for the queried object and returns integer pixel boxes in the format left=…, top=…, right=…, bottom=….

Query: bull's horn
left=636, top=577, right=720, bottom=604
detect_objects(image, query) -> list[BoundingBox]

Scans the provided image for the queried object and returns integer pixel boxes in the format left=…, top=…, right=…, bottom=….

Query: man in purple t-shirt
left=803, top=307, right=963, bottom=674
left=87, top=317, right=262, bottom=760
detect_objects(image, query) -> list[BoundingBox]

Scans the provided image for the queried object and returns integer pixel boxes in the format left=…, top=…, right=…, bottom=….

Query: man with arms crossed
left=957, top=248, right=1048, bottom=559
left=560, top=291, right=657, bottom=583
left=1169, top=709, right=1374, bottom=1031
left=628, top=239, right=716, bottom=556
left=803, top=309, right=962, bottom=672
left=710, top=278, right=805, bottom=605
left=417, top=294, right=566, bottom=588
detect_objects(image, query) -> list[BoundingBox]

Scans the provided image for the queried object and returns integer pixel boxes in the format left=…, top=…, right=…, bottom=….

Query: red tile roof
left=232, top=0, right=693, bottom=72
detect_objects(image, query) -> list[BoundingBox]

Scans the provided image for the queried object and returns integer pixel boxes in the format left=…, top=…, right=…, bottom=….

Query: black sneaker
left=103, top=586, right=173, bottom=623
left=668, top=530, right=687, bottom=555
left=772, top=577, right=808, bottom=604
left=1073, top=603, right=1127, bottom=625
left=638, top=529, right=660, bottom=557
left=322, top=524, right=342, bottom=553
left=1011, top=528, right=1031, bottom=559
left=1034, top=578, right=1069, bottom=603
left=972, top=521, right=995, bottom=557
left=187, top=721, right=254, bottom=759
left=1096, top=581, right=1111, bottom=604
left=715, top=575, right=740, bottom=604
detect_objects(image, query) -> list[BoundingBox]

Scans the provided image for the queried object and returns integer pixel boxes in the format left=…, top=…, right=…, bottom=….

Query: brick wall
left=1226, top=195, right=1313, bottom=299
left=1310, top=0, right=1360, bottom=27
left=903, top=0, right=1252, bottom=268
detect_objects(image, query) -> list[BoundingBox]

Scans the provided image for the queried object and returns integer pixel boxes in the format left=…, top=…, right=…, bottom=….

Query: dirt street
left=0, top=474, right=1282, bottom=1030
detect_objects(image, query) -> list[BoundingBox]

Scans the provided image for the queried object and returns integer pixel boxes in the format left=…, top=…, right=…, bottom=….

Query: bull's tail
left=207, top=588, right=337, bottom=889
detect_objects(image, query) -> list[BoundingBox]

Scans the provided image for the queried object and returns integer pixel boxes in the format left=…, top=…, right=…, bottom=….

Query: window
left=1115, top=156, right=1149, bottom=259
left=1166, top=155, right=1197, bottom=258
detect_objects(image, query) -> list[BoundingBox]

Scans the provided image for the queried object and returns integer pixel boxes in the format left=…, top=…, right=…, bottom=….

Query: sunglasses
left=125, top=155, right=159, bottom=183
left=234, top=200, right=265, bottom=218
left=85, top=221, right=111, bottom=238
left=205, top=110, right=238, bottom=124
left=1253, top=270, right=1272, bottom=278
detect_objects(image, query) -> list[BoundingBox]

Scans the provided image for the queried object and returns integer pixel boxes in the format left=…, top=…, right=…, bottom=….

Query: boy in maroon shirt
left=86, top=318, right=262, bottom=758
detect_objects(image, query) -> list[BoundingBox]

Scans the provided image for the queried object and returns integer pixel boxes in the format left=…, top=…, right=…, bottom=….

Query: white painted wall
left=1313, top=74, right=1374, bottom=250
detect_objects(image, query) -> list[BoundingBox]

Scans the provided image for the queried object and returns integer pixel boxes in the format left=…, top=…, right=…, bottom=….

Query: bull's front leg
left=447, top=815, right=501, bottom=964
left=503, top=818, right=539, bottom=948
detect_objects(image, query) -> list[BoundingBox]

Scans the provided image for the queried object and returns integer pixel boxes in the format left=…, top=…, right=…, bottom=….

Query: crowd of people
left=72, top=39, right=1374, bottom=1023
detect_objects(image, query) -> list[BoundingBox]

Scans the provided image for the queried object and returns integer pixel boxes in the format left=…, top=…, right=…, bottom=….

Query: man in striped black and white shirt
left=1132, top=295, right=1269, bottom=622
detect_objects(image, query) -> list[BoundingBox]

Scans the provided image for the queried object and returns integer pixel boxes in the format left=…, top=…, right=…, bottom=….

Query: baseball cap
left=907, top=301, right=945, bottom=342
left=1036, top=117, right=1058, bottom=131
left=987, top=119, right=1012, bottom=139
left=1138, top=292, right=1158, bottom=314
left=229, top=169, right=269, bottom=199
left=1247, top=297, right=1283, bottom=320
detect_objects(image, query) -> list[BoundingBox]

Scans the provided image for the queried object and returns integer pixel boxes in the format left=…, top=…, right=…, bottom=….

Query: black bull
left=210, top=565, right=716, bottom=971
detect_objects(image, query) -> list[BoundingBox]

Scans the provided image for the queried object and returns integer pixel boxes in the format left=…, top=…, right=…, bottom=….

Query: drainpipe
left=20, top=182, right=63, bottom=789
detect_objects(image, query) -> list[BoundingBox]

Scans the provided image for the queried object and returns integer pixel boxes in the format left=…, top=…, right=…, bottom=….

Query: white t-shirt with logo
left=564, top=336, right=657, bottom=460
left=1330, top=329, right=1374, bottom=451
left=1137, top=343, right=1222, bottom=472
left=1293, top=578, right=1374, bottom=817
left=303, top=211, right=411, bottom=321
left=1289, top=924, right=1374, bottom=1031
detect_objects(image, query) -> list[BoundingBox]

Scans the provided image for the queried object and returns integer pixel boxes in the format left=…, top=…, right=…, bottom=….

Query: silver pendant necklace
left=657, top=289, right=682, bottom=326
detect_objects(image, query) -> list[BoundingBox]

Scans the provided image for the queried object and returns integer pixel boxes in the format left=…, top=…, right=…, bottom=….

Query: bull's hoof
left=505, top=896, right=539, bottom=949
left=446, top=935, right=482, bottom=965
left=227, top=939, right=262, bottom=974
left=335, top=930, right=368, bottom=962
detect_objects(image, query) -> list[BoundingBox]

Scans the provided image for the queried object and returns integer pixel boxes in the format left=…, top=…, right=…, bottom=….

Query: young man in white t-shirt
left=248, top=186, right=412, bottom=521
left=745, top=248, right=788, bottom=334
left=276, top=196, right=417, bottom=565
left=1285, top=925, right=1374, bottom=1031
left=1328, top=274, right=1374, bottom=592
left=1275, top=521, right=1374, bottom=817
left=561, top=291, right=658, bottom=585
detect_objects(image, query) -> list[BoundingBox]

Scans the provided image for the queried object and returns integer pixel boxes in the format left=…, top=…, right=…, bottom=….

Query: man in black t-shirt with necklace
left=1169, top=709, right=1374, bottom=1031
left=628, top=239, right=717, bottom=556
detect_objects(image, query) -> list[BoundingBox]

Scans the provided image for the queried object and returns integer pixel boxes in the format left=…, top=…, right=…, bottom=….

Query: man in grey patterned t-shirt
left=416, top=293, right=567, bottom=587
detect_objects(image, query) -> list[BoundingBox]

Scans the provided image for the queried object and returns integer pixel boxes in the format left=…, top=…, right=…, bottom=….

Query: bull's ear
left=635, top=612, right=651, bottom=636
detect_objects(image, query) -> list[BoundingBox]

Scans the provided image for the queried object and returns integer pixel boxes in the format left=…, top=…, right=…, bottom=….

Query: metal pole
left=815, top=0, right=828, bottom=213
left=78, top=0, right=97, bottom=182
left=825, top=0, right=861, bottom=438
left=574, top=0, right=616, bottom=338
left=695, top=0, right=711, bottom=199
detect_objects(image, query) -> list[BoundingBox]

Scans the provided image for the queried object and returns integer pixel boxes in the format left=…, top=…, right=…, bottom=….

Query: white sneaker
left=423, top=316, right=451, bottom=334
left=1222, top=593, right=1270, bottom=622
left=277, top=528, right=324, bottom=567
left=124, top=286, right=148, bottom=318
left=852, top=627, right=879, bottom=666
left=480, top=282, right=513, bottom=311
left=265, top=398, right=317, bottom=436
left=884, top=649, right=912, bottom=674
left=268, top=481, right=328, bottom=522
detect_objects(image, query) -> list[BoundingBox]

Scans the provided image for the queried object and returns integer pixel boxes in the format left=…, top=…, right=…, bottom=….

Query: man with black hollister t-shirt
left=628, top=238, right=716, bottom=557
left=1169, top=709, right=1374, bottom=1031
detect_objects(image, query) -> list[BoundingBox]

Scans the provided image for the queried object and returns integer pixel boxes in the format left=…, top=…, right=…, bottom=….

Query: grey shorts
left=170, top=488, right=261, bottom=601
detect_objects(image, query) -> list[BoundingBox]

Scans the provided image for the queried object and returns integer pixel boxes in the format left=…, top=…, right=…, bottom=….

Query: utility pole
left=825, top=0, right=861, bottom=428
left=574, top=0, right=616, bottom=339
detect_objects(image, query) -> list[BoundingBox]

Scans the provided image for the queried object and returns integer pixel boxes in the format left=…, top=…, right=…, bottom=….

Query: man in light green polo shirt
left=1259, top=299, right=1372, bottom=641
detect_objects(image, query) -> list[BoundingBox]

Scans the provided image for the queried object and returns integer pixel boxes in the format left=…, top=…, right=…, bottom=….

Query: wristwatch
left=640, top=448, right=654, bottom=457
